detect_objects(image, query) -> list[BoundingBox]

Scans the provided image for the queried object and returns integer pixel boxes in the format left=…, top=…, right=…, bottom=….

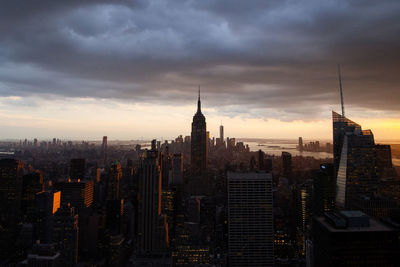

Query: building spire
left=197, top=85, right=201, bottom=112
left=338, top=64, right=345, bottom=117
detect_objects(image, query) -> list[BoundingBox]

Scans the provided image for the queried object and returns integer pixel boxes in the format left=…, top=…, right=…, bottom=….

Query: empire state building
left=191, top=89, right=207, bottom=175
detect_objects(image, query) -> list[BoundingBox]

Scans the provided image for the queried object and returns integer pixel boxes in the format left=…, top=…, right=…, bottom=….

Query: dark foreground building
left=313, top=211, right=400, bottom=266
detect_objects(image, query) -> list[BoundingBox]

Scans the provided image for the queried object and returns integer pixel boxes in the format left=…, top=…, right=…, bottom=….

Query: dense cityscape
left=0, top=90, right=399, bottom=266
left=2, top=1, right=400, bottom=266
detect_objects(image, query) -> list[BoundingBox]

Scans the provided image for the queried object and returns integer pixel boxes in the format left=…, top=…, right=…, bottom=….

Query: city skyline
left=1, top=1, right=400, bottom=140
left=1, top=94, right=400, bottom=141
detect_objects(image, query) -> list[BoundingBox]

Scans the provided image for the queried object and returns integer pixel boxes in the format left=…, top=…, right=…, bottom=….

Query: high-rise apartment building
left=228, top=172, right=274, bottom=267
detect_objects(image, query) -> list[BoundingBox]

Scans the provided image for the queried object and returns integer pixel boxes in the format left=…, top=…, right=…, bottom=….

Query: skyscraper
left=0, top=159, right=24, bottom=222
left=220, top=124, right=224, bottom=143
left=138, top=150, right=168, bottom=254
left=298, top=137, right=303, bottom=152
left=55, top=179, right=94, bottom=211
left=102, top=136, right=108, bottom=165
left=172, top=153, right=183, bottom=185
left=228, top=172, right=274, bottom=267
left=21, top=171, right=44, bottom=221
left=332, top=111, right=361, bottom=174
left=334, top=112, right=379, bottom=208
left=107, top=161, right=123, bottom=200
left=191, top=89, right=207, bottom=176
left=52, top=204, right=79, bottom=266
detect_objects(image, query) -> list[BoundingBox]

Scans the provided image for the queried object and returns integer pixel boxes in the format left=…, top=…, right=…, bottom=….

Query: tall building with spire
left=191, top=88, right=207, bottom=176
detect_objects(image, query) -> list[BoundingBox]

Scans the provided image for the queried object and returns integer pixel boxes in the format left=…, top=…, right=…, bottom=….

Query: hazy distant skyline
left=1, top=0, right=399, bottom=140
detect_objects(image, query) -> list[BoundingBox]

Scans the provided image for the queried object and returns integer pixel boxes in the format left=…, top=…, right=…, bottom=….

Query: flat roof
left=315, top=216, right=393, bottom=233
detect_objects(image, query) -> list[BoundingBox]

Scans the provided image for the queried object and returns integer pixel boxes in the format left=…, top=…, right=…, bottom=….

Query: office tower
left=228, top=172, right=274, bottom=267
left=35, top=191, right=61, bottom=243
left=312, top=164, right=336, bottom=216
left=313, top=211, right=400, bottom=266
left=107, top=161, right=123, bottom=200
left=69, top=158, right=86, bottom=180
left=282, top=152, right=292, bottom=182
left=172, top=153, right=183, bottom=185
left=53, top=204, right=79, bottom=266
left=298, top=137, right=303, bottom=151
left=332, top=111, right=361, bottom=175
left=138, top=150, right=168, bottom=254
left=191, top=89, right=207, bottom=176
left=21, top=171, right=44, bottom=221
left=335, top=114, right=379, bottom=209
left=0, top=159, right=24, bottom=225
left=220, top=124, right=224, bottom=143
left=55, top=179, right=94, bottom=211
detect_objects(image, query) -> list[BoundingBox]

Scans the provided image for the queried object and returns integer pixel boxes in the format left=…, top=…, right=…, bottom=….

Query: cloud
left=0, top=0, right=399, bottom=121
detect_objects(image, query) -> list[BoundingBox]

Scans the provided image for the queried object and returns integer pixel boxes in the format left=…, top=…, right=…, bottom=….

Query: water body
left=244, top=140, right=333, bottom=159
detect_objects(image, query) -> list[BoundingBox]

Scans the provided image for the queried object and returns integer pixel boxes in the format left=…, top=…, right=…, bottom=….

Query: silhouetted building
left=298, top=137, right=303, bottom=152
left=69, top=158, right=85, bottom=180
left=282, top=152, right=292, bottom=182
left=107, top=161, right=123, bottom=200
left=228, top=172, right=274, bottom=267
left=172, top=153, right=183, bottom=185
left=55, top=179, right=94, bottom=211
left=313, top=211, right=400, bottom=266
left=102, top=136, right=108, bottom=165
left=35, top=190, right=61, bottom=243
left=53, top=204, right=79, bottom=266
left=138, top=150, right=168, bottom=254
left=0, top=159, right=24, bottom=221
left=21, top=171, right=44, bottom=221
left=258, top=150, right=265, bottom=171
left=191, top=90, right=207, bottom=176
left=312, top=164, right=336, bottom=216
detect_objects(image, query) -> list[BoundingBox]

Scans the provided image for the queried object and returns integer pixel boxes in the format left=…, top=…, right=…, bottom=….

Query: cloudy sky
left=1, top=0, right=399, bottom=140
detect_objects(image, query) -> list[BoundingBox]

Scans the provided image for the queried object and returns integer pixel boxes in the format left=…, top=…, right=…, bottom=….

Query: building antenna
left=338, top=64, right=345, bottom=117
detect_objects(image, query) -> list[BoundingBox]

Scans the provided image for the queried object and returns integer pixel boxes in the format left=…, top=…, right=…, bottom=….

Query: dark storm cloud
left=0, top=0, right=399, bottom=119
